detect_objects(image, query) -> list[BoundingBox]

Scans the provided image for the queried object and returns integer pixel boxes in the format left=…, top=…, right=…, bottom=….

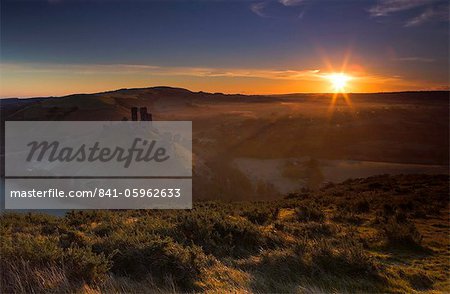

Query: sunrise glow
left=326, top=73, right=352, bottom=93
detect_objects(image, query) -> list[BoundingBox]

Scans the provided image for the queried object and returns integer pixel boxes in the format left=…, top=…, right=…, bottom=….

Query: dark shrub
left=355, top=199, right=370, bottom=213
left=405, top=271, right=434, bottom=290
left=1, top=234, right=63, bottom=265
left=381, top=218, right=423, bottom=249
left=59, top=230, right=90, bottom=248
left=174, top=211, right=282, bottom=257
left=394, top=211, right=408, bottom=223
left=332, top=210, right=363, bottom=225
left=295, top=204, right=325, bottom=222
left=303, top=222, right=337, bottom=236
left=280, top=222, right=337, bottom=238
left=399, top=201, right=415, bottom=211
left=308, top=239, right=378, bottom=277
left=94, top=233, right=209, bottom=289
left=63, top=246, right=112, bottom=283
left=241, top=206, right=278, bottom=225
left=412, top=208, right=427, bottom=219
left=92, top=223, right=120, bottom=237
left=382, top=204, right=395, bottom=218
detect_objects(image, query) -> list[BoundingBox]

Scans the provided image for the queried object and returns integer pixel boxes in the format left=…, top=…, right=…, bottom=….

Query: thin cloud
left=2, top=62, right=420, bottom=87
left=298, top=9, right=305, bottom=19
left=250, top=2, right=268, bottom=18
left=279, top=0, right=304, bottom=7
left=0, top=62, right=323, bottom=81
left=394, top=56, right=435, bottom=62
left=251, top=0, right=306, bottom=18
left=369, top=0, right=449, bottom=27
left=369, top=0, right=434, bottom=17
left=404, top=5, right=449, bottom=26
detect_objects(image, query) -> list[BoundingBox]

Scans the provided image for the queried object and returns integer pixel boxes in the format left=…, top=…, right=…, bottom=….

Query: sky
left=1, top=0, right=449, bottom=97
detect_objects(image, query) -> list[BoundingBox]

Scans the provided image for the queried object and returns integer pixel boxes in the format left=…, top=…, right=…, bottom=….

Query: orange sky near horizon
left=1, top=63, right=447, bottom=98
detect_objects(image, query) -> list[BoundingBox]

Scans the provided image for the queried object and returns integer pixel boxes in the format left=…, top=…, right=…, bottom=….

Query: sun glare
left=327, top=73, right=351, bottom=92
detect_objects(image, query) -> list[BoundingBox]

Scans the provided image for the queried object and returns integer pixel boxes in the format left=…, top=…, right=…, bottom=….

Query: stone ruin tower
left=124, top=106, right=152, bottom=121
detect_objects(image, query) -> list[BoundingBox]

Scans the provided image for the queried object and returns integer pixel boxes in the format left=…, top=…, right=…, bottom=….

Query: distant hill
left=1, top=88, right=448, bottom=199
left=1, top=87, right=448, bottom=121
left=0, top=87, right=271, bottom=121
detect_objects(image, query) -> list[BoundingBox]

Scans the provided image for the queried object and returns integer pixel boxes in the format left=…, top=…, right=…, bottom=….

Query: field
left=1, top=89, right=449, bottom=293
left=1, top=89, right=448, bottom=200
left=1, top=174, right=449, bottom=293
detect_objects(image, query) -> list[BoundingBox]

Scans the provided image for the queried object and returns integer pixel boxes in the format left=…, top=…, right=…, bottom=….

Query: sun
left=326, top=73, right=351, bottom=92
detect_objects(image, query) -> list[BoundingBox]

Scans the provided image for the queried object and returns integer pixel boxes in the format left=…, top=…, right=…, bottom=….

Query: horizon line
left=1, top=86, right=449, bottom=100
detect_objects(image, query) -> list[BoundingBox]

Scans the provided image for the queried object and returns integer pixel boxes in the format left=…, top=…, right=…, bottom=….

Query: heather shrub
left=403, top=270, right=434, bottom=290
left=355, top=198, right=370, bottom=213
left=332, top=209, right=363, bottom=225
left=63, top=246, right=112, bottom=283
left=1, top=234, right=63, bottom=265
left=93, top=232, right=209, bottom=289
left=380, top=217, right=423, bottom=249
left=307, top=239, right=377, bottom=277
left=1, top=234, right=111, bottom=289
left=174, top=211, right=282, bottom=257
left=295, top=203, right=325, bottom=222
left=59, top=229, right=91, bottom=248
left=241, top=205, right=278, bottom=225
left=256, top=236, right=378, bottom=290
left=278, top=221, right=337, bottom=238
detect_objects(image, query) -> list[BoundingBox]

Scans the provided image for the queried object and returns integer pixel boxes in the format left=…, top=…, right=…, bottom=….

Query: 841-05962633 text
left=9, top=188, right=183, bottom=198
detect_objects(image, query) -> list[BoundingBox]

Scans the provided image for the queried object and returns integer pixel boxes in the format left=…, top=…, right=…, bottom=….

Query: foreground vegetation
left=1, top=174, right=449, bottom=293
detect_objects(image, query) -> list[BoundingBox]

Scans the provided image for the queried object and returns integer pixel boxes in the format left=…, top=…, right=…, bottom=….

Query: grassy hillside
left=1, top=174, right=448, bottom=293
left=2, top=90, right=448, bottom=200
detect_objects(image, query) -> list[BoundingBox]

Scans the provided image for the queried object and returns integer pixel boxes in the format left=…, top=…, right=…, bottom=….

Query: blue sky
left=1, top=0, right=449, bottom=96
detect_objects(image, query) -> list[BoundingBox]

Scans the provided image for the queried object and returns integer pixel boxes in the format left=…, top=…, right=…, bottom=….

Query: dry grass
left=1, top=174, right=449, bottom=293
